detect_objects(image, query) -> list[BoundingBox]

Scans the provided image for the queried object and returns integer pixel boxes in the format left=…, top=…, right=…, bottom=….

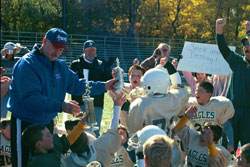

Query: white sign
left=177, top=41, right=235, bottom=76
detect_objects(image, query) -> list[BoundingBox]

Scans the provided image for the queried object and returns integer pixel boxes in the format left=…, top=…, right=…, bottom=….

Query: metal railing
left=1, top=31, right=242, bottom=71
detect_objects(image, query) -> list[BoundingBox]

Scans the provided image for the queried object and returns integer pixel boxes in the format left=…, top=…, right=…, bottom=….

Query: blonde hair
left=143, top=135, right=173, bottom=167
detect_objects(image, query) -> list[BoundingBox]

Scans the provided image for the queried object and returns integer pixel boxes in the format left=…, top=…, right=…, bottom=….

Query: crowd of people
left=0, top=18, right=250, bottom=167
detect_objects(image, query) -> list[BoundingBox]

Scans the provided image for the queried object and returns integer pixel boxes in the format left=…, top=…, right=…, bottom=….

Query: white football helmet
left=141, top=68, right=170, bottom=96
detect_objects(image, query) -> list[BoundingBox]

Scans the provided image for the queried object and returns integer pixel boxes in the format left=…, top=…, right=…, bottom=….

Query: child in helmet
left=126, top=68, right=188, bottom=134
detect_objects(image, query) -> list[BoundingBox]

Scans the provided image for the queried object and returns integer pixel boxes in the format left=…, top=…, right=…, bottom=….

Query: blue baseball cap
left=83, top=40, right=96, bottom=50
left=45, top=28, right=69, bottom=50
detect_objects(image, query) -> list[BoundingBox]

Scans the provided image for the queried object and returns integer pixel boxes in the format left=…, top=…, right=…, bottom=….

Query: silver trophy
left=114, top=58, right=124, bottom=93
left=82, top=82, right=99, bottom=131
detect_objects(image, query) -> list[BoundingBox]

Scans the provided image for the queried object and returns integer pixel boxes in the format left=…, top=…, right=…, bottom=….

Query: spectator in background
left=0, top=119, right=11, bottom=167
left=0, top=43, right=29, bottom=118
left=211, top=74, right=231, bottom=97
left=216, top=18, right=250, bottom=152
left=0, top=67, right=12, bottom=100
left=133, top=58, right=139, bottom=65
left=7, top=28, right=117, bottom=167
left=70, top=40, right=113, bottom=137
left=140, top=43, right=182, bottom=86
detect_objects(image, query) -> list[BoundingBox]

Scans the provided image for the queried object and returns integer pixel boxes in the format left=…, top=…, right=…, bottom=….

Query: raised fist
left=216, top=18, right=227, bottom=34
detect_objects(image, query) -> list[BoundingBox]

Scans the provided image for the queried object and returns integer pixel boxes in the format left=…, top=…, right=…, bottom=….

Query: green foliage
left=1, top=0, right=250, bottom=40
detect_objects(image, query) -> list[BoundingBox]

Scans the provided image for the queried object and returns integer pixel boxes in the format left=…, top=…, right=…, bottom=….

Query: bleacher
left=1, top=31, right=242, bottom=72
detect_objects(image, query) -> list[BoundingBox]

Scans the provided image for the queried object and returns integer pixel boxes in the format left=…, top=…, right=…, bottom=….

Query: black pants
left=231, top=109, right=250, bottom=152
left=11, top=115, right=54, bottom=167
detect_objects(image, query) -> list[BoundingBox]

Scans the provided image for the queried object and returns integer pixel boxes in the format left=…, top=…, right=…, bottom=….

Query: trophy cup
left=82, top=82, right=99, bottom=131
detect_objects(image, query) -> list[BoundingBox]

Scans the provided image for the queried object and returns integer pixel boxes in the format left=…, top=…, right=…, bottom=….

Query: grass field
left=55, top=93, right=114, bottom=134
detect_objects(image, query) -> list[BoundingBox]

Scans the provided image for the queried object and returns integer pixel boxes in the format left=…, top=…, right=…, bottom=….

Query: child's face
left=118, top=128, right=128, bottom=144
left=196, top=73, right=207, bottom=82
left=1, top=124, right=11, bottom=140
left=237, top=152, right=250, bottom=166
left=39, top=128, right=54, bottom=151
left=195, top=86, right=211, bottom=105
left=129, top=68, right=143, bottom=88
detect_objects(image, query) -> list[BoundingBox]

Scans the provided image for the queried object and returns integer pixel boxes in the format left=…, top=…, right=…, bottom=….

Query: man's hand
left=245, top=21, right=250, bottom=32
left=171, top=58, right=178, bottom=70
left=112, top=93, right=127, bottom=107
left=105, top=78, right=118, bottom=91
left=62, top=100, right=81, bottom=116
left=1, top=76, right=12, bottom=99
left=216, top=18, right=227, bottom=34
left=185, top=105, right=198, bottom=119
left=1, top=48, right=8, bottom=57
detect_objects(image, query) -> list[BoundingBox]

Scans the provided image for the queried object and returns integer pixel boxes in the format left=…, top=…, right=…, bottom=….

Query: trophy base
left=85, top=123, right=99, bottom=132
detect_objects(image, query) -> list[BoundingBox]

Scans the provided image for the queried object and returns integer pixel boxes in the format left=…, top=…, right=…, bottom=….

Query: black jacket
left=70, top=55, right=112, bottom=107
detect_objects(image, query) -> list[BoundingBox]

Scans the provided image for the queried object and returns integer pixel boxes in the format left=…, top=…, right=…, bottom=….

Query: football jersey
left=187, top=96, right=235, bottom=131
left=111, top=146, right=134, bottom=167
left=0, top=133, right=11, bottom=167
left=176, top=126, right=231, bottom=167
left=64, top=129, right=122, bottom=167
left=126, top=87, right=188, bottom=134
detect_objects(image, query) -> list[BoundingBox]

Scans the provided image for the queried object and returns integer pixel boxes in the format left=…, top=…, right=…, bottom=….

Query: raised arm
left=216, top=18, right=231, bottom=59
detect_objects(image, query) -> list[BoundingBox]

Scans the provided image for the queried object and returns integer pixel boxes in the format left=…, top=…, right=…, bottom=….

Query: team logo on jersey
left=187, top=147, right=208, bottom=166
left=111, top=154, right=124, bottom=167
left=190, top=110, right=215, bottom=122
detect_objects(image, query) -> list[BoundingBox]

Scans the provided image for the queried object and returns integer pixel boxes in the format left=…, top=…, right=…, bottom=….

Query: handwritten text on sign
left=177, top=41, right=235, bottom=76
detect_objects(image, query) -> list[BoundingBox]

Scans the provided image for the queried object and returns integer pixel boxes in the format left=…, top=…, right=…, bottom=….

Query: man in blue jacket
left=7, top=28, right=117, bottom=167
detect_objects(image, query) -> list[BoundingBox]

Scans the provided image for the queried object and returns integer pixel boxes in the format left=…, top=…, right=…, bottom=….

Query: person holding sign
left=216, top=18, right=250, bottom=152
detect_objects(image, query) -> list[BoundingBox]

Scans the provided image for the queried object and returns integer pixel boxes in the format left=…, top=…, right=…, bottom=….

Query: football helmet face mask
left=141, top=68, right=170, bottom=96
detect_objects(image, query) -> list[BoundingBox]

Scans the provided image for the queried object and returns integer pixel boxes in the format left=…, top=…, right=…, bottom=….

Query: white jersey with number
left=0, top=133, right=11, bottom=167
left=176, top=126, right=231, bottom=167
left=187, top=96, right=235, bottom=131
left=126, top=87, right=188, bottom=134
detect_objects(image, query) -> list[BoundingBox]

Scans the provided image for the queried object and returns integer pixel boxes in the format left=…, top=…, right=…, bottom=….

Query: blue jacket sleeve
left=65, top=68, right=106, bottom=96
left=222, top=120, right=234, bottom=147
